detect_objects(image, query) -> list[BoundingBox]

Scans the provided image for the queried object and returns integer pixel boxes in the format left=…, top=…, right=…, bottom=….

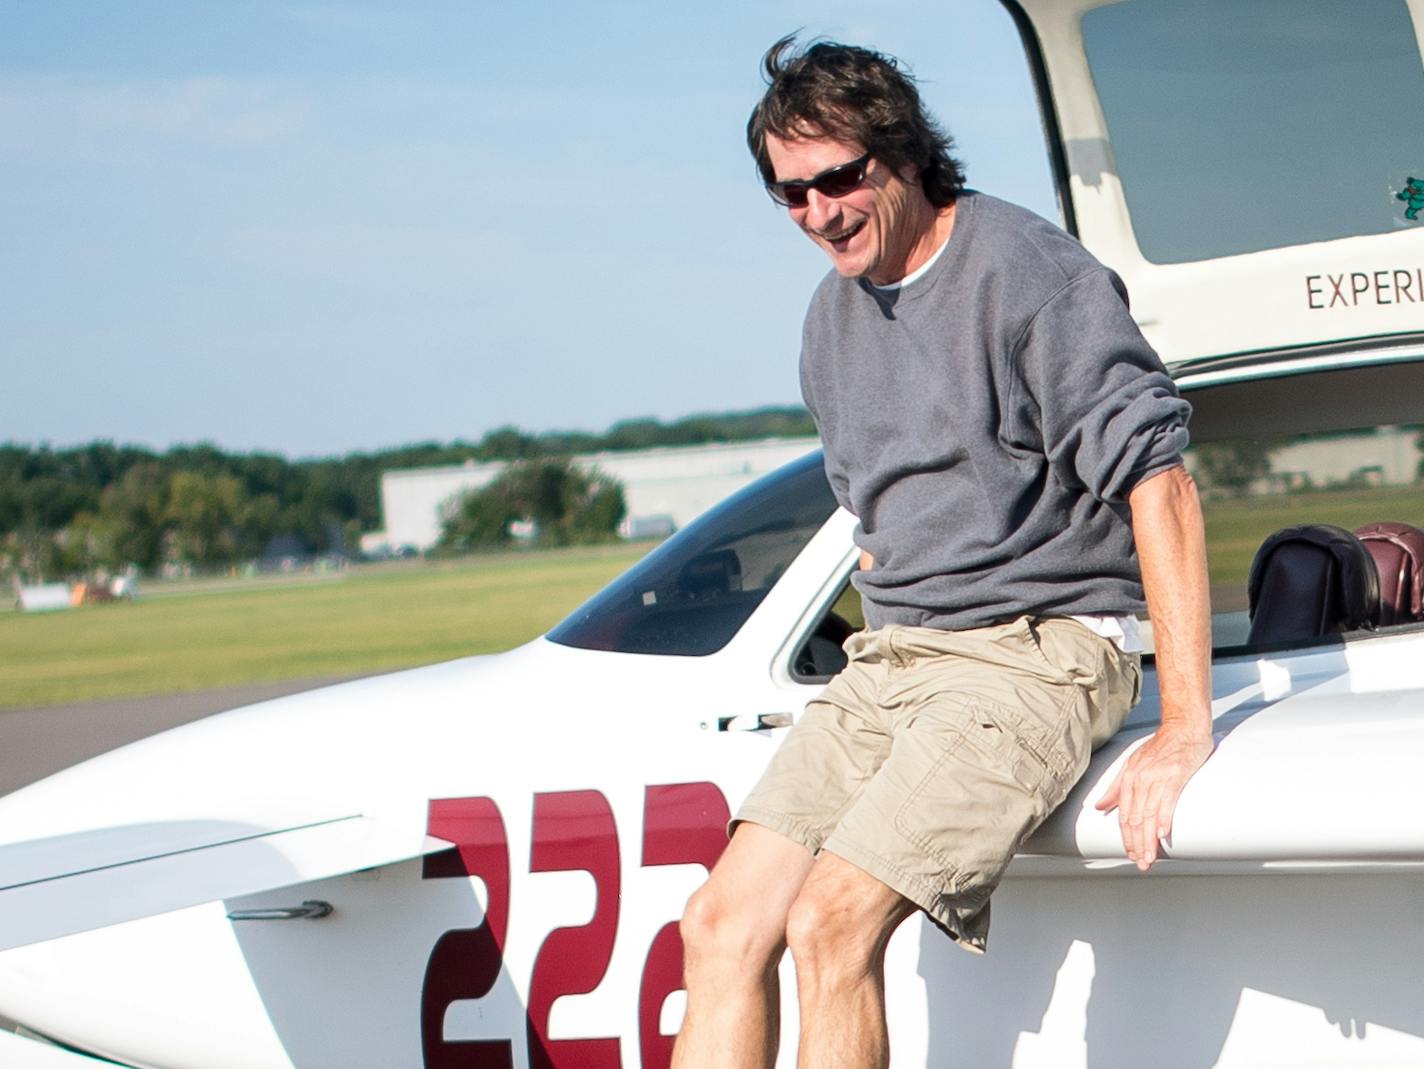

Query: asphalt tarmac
left=0, top=676, right=365, bottom=798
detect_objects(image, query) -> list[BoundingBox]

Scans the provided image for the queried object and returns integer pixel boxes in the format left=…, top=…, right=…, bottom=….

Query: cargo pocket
left=960, top=701, right=1078, bottom=815
left=893, top=701, right=1071, bottom=902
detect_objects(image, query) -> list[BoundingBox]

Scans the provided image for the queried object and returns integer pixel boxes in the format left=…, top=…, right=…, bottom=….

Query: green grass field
left=1, top=544, right=651, bottom=711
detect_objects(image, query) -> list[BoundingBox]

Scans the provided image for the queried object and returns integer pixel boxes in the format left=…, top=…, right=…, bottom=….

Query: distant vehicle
left=1, top=1, right=1423, bottom=1066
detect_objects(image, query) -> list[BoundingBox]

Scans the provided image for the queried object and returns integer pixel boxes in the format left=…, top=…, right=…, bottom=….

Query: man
left=671, top=37, right=1214, bottom=1069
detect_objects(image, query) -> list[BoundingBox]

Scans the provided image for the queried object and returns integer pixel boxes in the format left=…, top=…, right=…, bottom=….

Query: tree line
left=437, top=458, right=627, bottom=553
left=2, top=407, right=816, bottom=583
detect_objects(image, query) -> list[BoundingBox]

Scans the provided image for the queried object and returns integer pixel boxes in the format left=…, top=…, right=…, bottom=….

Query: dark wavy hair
left=747, top=35, right=965, bottom=208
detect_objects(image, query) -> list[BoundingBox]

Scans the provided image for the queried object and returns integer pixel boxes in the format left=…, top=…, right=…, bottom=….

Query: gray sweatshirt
left=800, top=191, right=1190, bottom=631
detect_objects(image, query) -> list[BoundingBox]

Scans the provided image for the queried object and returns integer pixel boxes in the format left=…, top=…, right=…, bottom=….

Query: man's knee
left=784, top=882, right=862, bottom=970
left=783, top=859, right=914, bottom=974
left=679, top=880, right=786, bottom=978
left=679, top=822, right=817, bottom=980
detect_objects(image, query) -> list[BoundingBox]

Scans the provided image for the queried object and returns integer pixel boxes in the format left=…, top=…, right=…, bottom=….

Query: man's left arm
left=1096, top=464, right=1215, bottom=871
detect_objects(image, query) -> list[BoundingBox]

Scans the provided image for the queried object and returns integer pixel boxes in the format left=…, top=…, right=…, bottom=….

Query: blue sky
left=1, top=1, right=1056, bottom=458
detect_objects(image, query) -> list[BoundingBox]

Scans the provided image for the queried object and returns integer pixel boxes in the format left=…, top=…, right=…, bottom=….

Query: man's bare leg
left=784, top=851, right=918, bottom=1069
left=673, top=823, right=816, bottom=1069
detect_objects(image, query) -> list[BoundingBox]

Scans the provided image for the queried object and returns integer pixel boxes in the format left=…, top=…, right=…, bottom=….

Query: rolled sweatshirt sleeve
left=1011, top=268, right=1190, bottom=504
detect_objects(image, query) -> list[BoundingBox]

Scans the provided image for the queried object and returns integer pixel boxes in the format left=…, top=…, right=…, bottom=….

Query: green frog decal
left=1399, top=176, right=1424, bottom=221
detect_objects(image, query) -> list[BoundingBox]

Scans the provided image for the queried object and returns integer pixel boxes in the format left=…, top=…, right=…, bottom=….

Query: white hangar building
left=377, top=437, right=822, bottom=551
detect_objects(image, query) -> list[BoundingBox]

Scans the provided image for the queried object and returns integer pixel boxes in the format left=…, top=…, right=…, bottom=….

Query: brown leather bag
left=1354, top=522, right=1424, bottom=625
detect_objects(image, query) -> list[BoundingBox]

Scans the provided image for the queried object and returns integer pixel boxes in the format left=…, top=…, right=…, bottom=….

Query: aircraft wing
left=0, top=814, right=451, bottom=953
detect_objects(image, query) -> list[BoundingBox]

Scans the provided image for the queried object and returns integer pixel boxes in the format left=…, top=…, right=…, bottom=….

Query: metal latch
left=227, top=900, right=334, bottom=921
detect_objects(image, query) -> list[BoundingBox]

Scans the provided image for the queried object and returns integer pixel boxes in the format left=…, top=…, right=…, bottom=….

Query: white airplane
left=4, top=1, right=1424, bottom=1065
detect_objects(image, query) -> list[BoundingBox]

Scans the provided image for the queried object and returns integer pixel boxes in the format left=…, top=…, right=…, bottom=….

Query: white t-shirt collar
left=870, top=232, right=952, bottom=292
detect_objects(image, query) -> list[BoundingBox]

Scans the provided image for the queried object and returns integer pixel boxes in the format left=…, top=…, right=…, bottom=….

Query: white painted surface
left=0, top=815, right=446, bottom=953
left=0, top=904, right=296, bottom=1069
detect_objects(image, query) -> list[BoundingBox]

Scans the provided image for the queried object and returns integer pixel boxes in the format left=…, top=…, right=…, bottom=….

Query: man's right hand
left=859, top=550, right=875, bottom=571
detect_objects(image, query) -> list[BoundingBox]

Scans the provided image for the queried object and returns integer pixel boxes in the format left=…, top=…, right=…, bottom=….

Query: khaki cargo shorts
left=734, top=616, right=1140, bottom=952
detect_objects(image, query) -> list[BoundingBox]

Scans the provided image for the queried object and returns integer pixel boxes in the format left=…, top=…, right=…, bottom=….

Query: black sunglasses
left=766, top=152, right=872, bottom=208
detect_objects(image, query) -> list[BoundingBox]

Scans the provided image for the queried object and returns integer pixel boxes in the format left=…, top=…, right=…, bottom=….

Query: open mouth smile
left=819, top=220, right=865, bottom=245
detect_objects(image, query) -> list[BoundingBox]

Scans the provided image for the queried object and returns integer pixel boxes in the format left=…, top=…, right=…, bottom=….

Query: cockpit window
left=1082, top=0, right=1424, bottom=264
left=547, top=452, right=838, bottom=656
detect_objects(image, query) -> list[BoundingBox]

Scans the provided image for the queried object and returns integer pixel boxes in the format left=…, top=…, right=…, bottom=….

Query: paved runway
left=0, top=676, right=366, bottom=797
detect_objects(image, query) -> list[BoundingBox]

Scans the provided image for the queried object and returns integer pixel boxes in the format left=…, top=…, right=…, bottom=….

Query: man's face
left=765, top=133, right=926, bottom=286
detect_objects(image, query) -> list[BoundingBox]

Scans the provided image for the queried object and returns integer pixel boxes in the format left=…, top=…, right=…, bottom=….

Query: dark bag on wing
left=1246, top=524, right=1379, bottom=645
